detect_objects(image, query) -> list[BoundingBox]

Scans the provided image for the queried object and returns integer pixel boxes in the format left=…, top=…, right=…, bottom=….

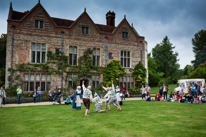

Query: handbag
left=33, top=95, right=36, bottom=97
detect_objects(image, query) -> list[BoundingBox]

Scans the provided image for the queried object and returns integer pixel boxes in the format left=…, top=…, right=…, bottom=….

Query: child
left=92, top=92, right=106, bottom=113
left=145, top=92, right=151, bottom=101
left=193, top=97, right=202, bottom=104
left=65, top=96, right=71, bottom=105
left=33, top=89, right=37, bottom=103
left=154, top=93, right=162, bottom=101
left=185, top=93, right=193, bottom=103
left=167, top=92, right=174, bottom=101
left=201, top=93, right=206, bottom=103
left=176, top=91, right=180, bottom=101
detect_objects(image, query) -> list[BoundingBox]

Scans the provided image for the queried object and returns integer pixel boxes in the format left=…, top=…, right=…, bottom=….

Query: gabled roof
left=8, top=2, right=143, bottom=38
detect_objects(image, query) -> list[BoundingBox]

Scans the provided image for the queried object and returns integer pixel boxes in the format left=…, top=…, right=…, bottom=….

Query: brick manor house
left=5, top=1, right=148, bottom=92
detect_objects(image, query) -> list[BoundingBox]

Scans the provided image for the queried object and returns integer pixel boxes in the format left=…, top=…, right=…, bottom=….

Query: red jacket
left=155, top=94, right=162, bottom=100
left=122, top=87, right=127, bottom=92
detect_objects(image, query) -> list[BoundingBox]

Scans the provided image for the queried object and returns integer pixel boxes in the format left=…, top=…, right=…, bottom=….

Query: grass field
left=150, top=84, right=177, bottom=94
left=1, top=101, right=206, bottom=137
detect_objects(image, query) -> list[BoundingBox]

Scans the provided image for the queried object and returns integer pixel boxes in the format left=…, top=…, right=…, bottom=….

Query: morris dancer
left=82, top=81, right=93, bottom=116
left=92, top=92, right=107, bottom=113
left=72, top=86, right=82, bottom=110
left=102, top=85, right=111, bottom=109
left=111, top=81, right=122, bottom=111
left=114, top=85, right=122, bottom=105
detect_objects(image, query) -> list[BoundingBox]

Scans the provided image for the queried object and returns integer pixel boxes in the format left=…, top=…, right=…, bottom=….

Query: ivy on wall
left=7, top=48, right=104, bottom=93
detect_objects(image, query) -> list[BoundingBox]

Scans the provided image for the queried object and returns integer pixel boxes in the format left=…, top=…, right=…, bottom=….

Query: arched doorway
left=80, top=79, right=89, bottom=94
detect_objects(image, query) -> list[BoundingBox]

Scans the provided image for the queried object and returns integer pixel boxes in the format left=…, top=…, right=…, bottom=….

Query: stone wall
left=5, top=5, right=146, bottom=91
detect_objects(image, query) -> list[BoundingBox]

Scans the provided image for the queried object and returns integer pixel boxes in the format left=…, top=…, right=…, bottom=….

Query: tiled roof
left=11, top=10, right=116, bottom=33
left=51, top=17, right=74, bottom=27
left=12, top=11, right=29, bottom=20
left=95, top=24, right=116, bottom=33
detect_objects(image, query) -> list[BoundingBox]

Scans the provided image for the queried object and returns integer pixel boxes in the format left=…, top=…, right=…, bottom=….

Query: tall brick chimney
left=106, top=11, right=115, bottom=26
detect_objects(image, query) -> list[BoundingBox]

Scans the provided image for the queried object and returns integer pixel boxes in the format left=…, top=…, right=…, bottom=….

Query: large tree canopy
left=152, top=36, right=179, bottom=80
left=148, top=55, right=164, bottom=86
left=192, top=30, right=206, bottom=68
left=102, top=60, right=126, bottom=87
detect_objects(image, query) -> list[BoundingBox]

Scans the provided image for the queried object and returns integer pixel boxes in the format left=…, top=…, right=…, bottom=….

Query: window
left=121, top=51, right=130, bottom=67
left=69, top=46, right=77, bottom=65
left=122, top=32, right=128, bottom=39
left=35, top=20, right=43, bottom=29
left=55, top=49, right=60, bottom=55
left=68, top=74, right=77, bottom=88
left=92, top=75, right=100, bottom=88
left=118, top=76, right=134, bottom=89
left=31, top=43, right=46, bottom=63
left=109, top=53, right=112, bottom=59
left=93, top=48, right=100, bottom=66
left=24, top=74, right=51, bottom=91
left=82, top=26, right=89, bottom=34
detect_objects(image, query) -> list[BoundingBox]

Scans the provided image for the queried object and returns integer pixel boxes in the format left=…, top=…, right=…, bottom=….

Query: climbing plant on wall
left=7, top=48, right=103, bottom=94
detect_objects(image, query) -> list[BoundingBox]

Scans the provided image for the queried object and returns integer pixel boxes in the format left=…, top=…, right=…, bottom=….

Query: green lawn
left=150, top=84, right=177, bottom=94
left=1, top=101, right=206, bottom=137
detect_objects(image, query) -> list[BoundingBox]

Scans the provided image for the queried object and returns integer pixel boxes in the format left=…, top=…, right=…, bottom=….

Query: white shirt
left=82, top=84, right=93, bottom=100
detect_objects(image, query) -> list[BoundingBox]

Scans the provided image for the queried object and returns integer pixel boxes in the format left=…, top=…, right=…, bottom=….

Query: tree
left=0, top=34, right=7, bottom=87
left=130, top=62, right=146, bottom=90
left=102, top=60, right=126, bottom=87
left=190, top=67, right=206, bottom=79
left=192, top=30, right=206, bottom=68
left=199, top=61, right=206, bottom=68
left=148, top=56, right=164, bottom=86
left=152, top=36, right=179, bottom=83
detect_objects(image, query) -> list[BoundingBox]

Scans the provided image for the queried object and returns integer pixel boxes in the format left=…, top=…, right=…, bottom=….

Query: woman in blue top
left=36, top=87, right=41, bottom=103
left=72, top=86, right=82, bottom=110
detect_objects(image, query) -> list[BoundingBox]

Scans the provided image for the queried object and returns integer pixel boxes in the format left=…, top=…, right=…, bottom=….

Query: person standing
left=121, top=84, right=127, bottom=100
left=33, top=89, right=37, bottom=103
left=0, top=87, right=6, bottom=105
left=197, top=83, right=201, bottom=96
left=203, top=83, right=206, bottom=93
left=16, top=86, right=22, bottom=104
left=162, top=84, right=168, bottom=100
left=82, top=81, right=93, bottom=116
left=140, top=85, right=146, bottom=99
left=115, top=85, right=122, bottom=105
left=159, top=86, right=163, bottom=96
left=145, top=85, right=151, bottom=94
left=36, top=87, right=41, bottom=103
left=190, top=83, right=196, bottom=97
left=72, top=86, right=82, bottom=110
left=0, top=87, right=3, bottom=107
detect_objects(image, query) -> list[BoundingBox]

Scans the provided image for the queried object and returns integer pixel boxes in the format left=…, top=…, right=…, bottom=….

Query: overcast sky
left=0, top=0, right=206, bottom=69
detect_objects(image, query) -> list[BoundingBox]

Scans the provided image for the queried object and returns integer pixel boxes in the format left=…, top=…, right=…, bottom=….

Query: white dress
left=116, top=89, right=122, bottom=101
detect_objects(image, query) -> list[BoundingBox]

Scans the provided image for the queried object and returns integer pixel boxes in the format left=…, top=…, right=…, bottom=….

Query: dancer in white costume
left=92, top=92, right=107, bottom=113
left=114, top=85, right=122, bottom=105
left=102, top=86, right=111, bottom=109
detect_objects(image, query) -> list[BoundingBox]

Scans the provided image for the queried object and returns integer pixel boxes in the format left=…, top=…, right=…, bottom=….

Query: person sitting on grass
left=48, top=90, right=53, bottom=101
left=65, top=96, right=71, bottom=105
left=193, top=97, right=202, bottom=104
left=154, top=93, right=162, bottom=101
left=167, top=92, right=174, bottom=101
left=185, top=93, right=193, bottom=103
left=145, top=92, right=151, bottom=101
left=53, top=91, right=57, bottom=100
left=92, top=92, right=107, bottom=113
left=176, top=91, right=181, bottom=101
left=179, top=89, right=185, bottom=99
left=201, top=92, right=206, bottom=103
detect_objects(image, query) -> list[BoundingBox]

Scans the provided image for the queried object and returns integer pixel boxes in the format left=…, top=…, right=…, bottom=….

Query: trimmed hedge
left=5, top=96, right=68, bottom=104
